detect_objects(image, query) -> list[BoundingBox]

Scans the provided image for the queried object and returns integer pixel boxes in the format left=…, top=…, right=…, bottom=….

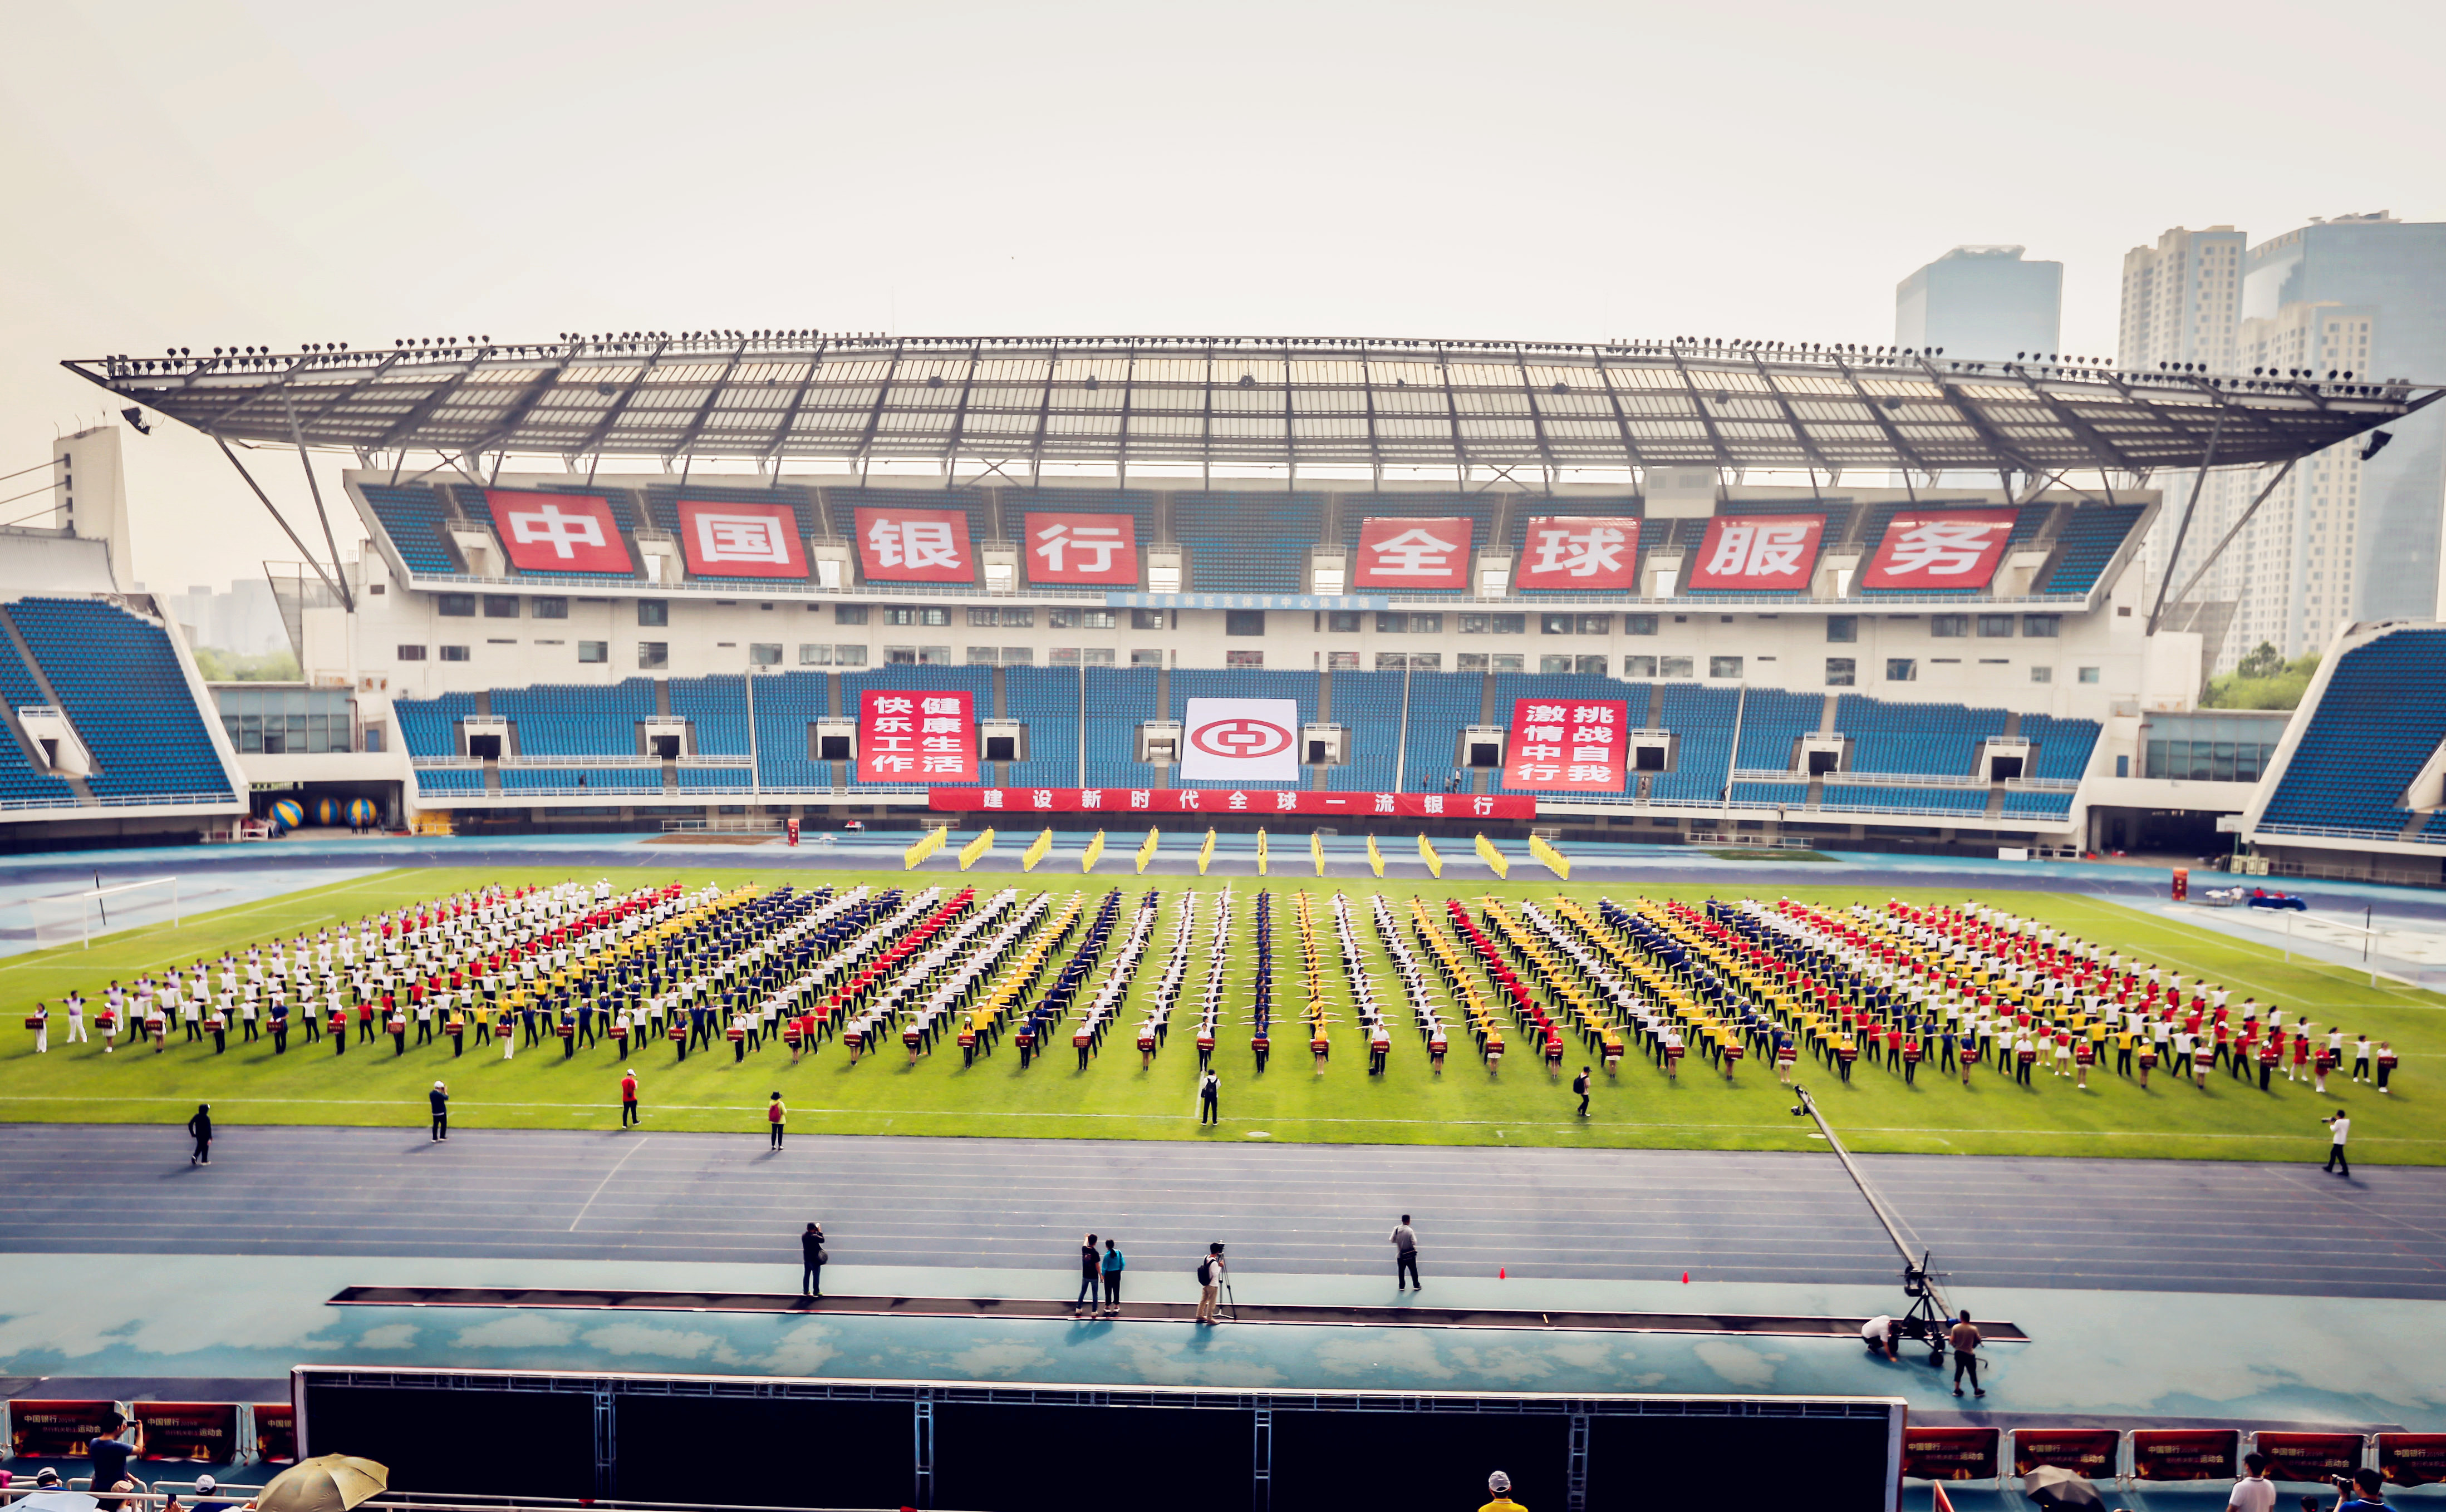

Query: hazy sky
left=4, top=0, right=2440, bottom=592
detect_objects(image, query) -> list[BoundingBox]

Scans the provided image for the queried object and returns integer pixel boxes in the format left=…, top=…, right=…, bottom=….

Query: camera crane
left=1790, top=1083, right=1954, bottom=1365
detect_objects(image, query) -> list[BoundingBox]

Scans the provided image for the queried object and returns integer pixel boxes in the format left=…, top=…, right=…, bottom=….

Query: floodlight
left=2362, top=430, right=2394, bottom=461
left=120, top=406, right=151, bottom=435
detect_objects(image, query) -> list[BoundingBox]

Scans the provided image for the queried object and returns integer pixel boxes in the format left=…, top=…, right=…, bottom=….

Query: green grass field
left=0, top=863, right=2434, bottom=1161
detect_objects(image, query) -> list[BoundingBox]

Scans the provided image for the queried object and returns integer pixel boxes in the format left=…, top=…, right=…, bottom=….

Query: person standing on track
left=1195, top=1242, right=1226, bottom=1325
left=1391, top=1214, right=1421, bottom=1291
left=1073, top=1233, right=1101, bottom=1317
left=1199, top=1068, right=1220, bottom=1125
left=1949, top=1309, right=1984, bottom=1397
left=768, top=1092, right=786, bottom=1150
left=1572, top=1065, right=1592, bottom=1116
left=2323, top=1109, right=2351, bottom=1177
left=429, top=1081, right=449, bottom=1141
left=621, top=1068, right=640, bottom=1127
left=186, top=1103, right=212, bottom=1166
left=1101, top=1238, right=1124, bottom=1317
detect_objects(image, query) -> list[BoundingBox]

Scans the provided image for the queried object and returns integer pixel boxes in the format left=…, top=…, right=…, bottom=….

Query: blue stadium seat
left=499, top=767, right=660, bottom=794
left=0, top=634, right=76, bottom=806
left=1730, top=781, right=1809, bottom=806
left=753, top=671, right=834, bottom=791
left=411, top=767, right=486, bottom=794
left=1835, top=695, right=2007, bottom=777
left=1733, top=688, right=1826, bottom=771
left=2260, top=628, right=2446, bottom=840
left=1003, top=664, right=1080, bottom=790
left=1821, top=785, right=1990, bottom=815
left=678, top=767, right=750, bottom=790
left=2000, top=790, right=2072, bottom=818
left=6, top=597, right=233, bottom=801
left=2018, top=714, right=2100, bottom=782
left=492, top=680, right=655, bottom=757
left=670, top=676, right=752, bottom=755
left=2037, top=506, right=2146, bottom=594
left=360, top=485, right=460, bottom=574
left=394, top=692, right=475, bottom=759
left=1175, top=494, right=1322, bottom=592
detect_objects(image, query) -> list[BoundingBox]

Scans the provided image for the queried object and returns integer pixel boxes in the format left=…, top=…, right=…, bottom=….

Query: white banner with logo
left=1179, top=697, right=1300, bottom=784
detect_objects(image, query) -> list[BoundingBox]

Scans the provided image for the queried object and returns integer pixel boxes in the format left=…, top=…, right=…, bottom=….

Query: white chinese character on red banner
left=868, top=516, right=961, bottom=571
left=508, top=503, right=607, bottom=560
left=1178, top=791, right=1202, bottom=809
left=982, top=790, right=1005, bottom=809
left=1365, top=526, right=1462, bottom=577
left=1421, top=796, right=1445, bottom=815
left=1033, top=521, right=1124, bottom=574
left=1525, top=704, right=1566, bottom=723
left=1081, top=790, right=1104, bottom=809
left=1227, top=791, right=1250, bottom=810
left=1128, top=790, right=1151, bottom=808
left=695, top=513, right=790, bottom=564
left=1705, top=521, right=1814, bottom=579
left=1374, top=794, right=1396, bottom=812
left=1883, top=520, right=1997, bottom=577
left=1032, top=790, right=1054, bottom=809
left=1526, top=523, right=1630, bottom=579
left=1274, top=791, right=1298, bottom=810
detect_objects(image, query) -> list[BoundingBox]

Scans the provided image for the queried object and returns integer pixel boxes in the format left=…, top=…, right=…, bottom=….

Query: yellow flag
left=1082, top=829, right=1107, bottom=873
left=1255, top=828, right=1269, bottom=876
left=1475, top=833, right=1510, bottom=879
left=1197, top=828, right=1217, bottom=875
left=959, top=828, right=996, bottom=871
left=1417, top=833, right=1443, bottom=878
left=1022, top=828, right=1055, bottom=872
left=1136, top=828, right=1160, bottom=874
left=1529, top=832, right=1570, bottom=880
left=1310, top=830, right=1326, bottom=875
left=1365, top=833, right=1386, bottom=878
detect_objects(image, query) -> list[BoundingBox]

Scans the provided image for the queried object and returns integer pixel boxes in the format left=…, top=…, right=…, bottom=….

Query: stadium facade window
left=577, top=641, right=607, bottom=663
left=1459, top=613, right=1526, bottom=634
left=439, top=645, right=470, bottom=662
left=1133, top=648, right=1166, bottom=668
left=967, top=646, right=999, bottom=665
left=1131, top=608, right=1166, bottom=631
left=2145, top=738, right=2280, bottom=782
left=1658, top=656, right=1693, bottom=678
left=2022, top=614, right=2060, bottom=637
left=396, top=645, right=428, bottom=661
left=2078, top=666, right=2101, bottom=684
left=1575, top=655, right=1607, bottom=676
left=1709, top=656, right=1743, bottom=678
left=438, top=594, right=475, bottom=617
left=638, top=600, right=669, bottom=627
left=834, top=644, right=867, bottom=666
left=1083, top=648, right=1118, bottom=667
left=2116, top=755, right=2129, bottom=777
left=1049, top=647, right=1079, bottom=666
left=885, top=606, right=951, bottom=627
left=1540, top=654, right=1574, bottom=673
left=483, top=595, right=519, bottom=619
left=1411, top=613, right=1444, bottom=634
left=1622, top=655, right=1658, bottom=677
left=1977, top=614, right=2013, bottom=638
left=799, top=643, right=831, bottom=665
left=834, top=604, right=870, bottom=626
left=1826, top=615, right=1857, bottom=643
left=1931, top=615, right=1969, bottom=638
left=533, top=597, right=569, bottom=619
left=1456, top=653, right=1487, bottom=673
left=1492, top=654, right=1523, bottom=673
left=637, top=642, right=669, bottom=669
left=1885, top=658, right=1917, bottom=681
left=749, top=643, right=783, bottom=666
left=922, top=646, right=951, bottom=664
left=2030, top=666, right=2052, bottom=683
left=1001, top=646, right=1032, bottom=665
left=966, top=608, right=998, bottom=628
left=966, top=607, right=1031, bottom=627
left=1225, top=610, right=1266, bottom=636
left=1328, top=612, right=1365, bottom=632
left=1050, top=608, right=1115, bottom=629
left=1576, top=614, right=1610, bottom=635
left=1540, top=614, right=1575, bottom=636
left=1826, top=657, right=1856, bottom=686
left=1624, top=614, right=1658, bottom=636
left=1377, top=612, right=1407, bottom=634
left=1226, top=649, right=1264, bottom=667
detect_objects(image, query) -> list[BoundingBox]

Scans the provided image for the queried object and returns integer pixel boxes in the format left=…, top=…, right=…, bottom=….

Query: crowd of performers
left=21, top=881, right=2404, bottom=1104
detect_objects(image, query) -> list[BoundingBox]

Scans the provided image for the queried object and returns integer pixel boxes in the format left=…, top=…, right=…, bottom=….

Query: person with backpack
left=1571, top=1065, right=1592, bottom=1116
left=1199, top=1068, right=1220, bottom=1125
left=800, top=1222, right=827, bottom=1298
left=1195, top=1242, right=1226, bottom=1324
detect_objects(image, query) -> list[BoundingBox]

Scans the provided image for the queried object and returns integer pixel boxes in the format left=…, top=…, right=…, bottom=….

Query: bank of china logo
left=1190, top=717, right=1291, bottom=761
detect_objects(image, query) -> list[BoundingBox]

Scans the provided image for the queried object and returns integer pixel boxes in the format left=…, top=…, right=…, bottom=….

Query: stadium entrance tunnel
left=2088, top=804, right=2226, bottom=855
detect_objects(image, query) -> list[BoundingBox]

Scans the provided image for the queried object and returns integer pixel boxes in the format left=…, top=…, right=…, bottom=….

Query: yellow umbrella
left=255, top=1456, right=388, bottom=1512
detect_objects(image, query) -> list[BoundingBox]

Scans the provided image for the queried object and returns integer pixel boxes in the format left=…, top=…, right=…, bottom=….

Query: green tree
left=2235, top=641, right=2285, bottom=679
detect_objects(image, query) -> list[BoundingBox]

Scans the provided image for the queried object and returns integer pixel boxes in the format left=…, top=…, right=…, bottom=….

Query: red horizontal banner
left=929, top=787, right=1535, bottom=820
left=253, top=1403, right=298, bottom=1463
left=2131, top=1429, right=2238, bottom=1482
left=8, top=1399, right=119, bottom=1457
left=133, top=1402, right=239, bottom=1462
left=1903, top=1427, right=1999, bottom=1482
left=2379, top=1434, right=2446, bottom=1489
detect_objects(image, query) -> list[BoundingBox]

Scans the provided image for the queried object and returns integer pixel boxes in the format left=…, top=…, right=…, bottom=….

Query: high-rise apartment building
left=2125, top=215, right=2446, bottom=672
left=1895, top=245, right=2062, bottom=360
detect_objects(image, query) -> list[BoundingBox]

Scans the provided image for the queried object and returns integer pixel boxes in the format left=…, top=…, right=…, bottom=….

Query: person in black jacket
left=429, top=1081, right=449, bottom=1140
left=801, top=1222, right=827, bottom=1298
left=187, top=1104, right=212, bottom=1166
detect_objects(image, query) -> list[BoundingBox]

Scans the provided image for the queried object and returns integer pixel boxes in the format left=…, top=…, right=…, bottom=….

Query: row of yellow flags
left=909, top=826, right=1569, bottom=880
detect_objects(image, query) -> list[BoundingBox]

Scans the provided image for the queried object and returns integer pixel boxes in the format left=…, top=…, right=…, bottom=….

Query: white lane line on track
left=566, top=1135, right=650, bottom=1232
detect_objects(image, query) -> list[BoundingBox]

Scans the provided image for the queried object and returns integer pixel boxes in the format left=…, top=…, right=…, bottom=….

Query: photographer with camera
left=2306, top=1468, right=2386, bottom=1512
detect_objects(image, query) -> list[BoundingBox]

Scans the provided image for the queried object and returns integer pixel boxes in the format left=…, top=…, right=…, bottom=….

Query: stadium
left=4, top=330, right=2446, bottom=1512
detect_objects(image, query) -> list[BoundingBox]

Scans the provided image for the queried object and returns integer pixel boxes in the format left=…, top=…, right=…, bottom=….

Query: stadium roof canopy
left=67, top=334, right=2440, bottom=480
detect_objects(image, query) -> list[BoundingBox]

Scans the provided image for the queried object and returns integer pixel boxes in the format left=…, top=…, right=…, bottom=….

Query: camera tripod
left=1792, top=1085, right=1955, bottom=1365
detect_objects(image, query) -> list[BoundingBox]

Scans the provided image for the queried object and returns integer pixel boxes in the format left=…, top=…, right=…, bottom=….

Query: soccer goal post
left=29, top=876, right=182, bottom=949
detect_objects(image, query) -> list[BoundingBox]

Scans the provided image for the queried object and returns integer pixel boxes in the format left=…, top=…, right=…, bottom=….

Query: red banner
left=676, top=498, right=807, bottom=578
left=253, top=1403, right=298, bottom=1464
left=854, top=505, right=975, bottom=583
left=1353, top=516, right=1472, bottom=589
left=2013, top=1428, right=2119, bottom=1478
left=1516, top=516, right=1641, bottom=590
left=1859, top=506, right=2018, bottom=590
left=1023, top=511, right=1139, bottom=585
left=134, top=1402, right=239, bottom=1462
left=2379, top=1434, right=2446, bottom=1488
left=1903, top=1427, right=1999, bottom=1481
left=488, top=491, right=634, bottom=574
left=858, top=689, right=976, bottom=782
left=2132, top=1430, right=2238, bottom=1482
left=7, top=1399, right=120, bottom=1457
left=2256, top=1432, right=2365, bottom=1485
left=929, top=787, right=1535, bottom=820
left=1686, top=514, right=1825, bottom=591
left=1503, top=696, right=1627, bottom=791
